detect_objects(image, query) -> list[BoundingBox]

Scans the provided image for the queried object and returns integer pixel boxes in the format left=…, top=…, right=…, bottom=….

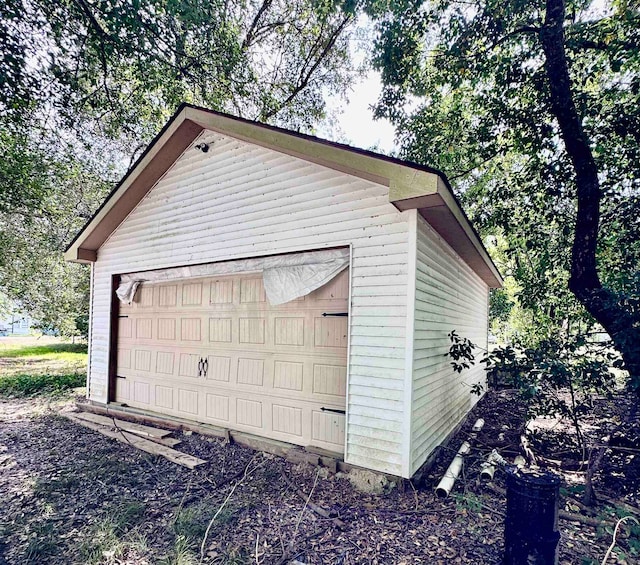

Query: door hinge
left=320, top=407, right=346, bottom=415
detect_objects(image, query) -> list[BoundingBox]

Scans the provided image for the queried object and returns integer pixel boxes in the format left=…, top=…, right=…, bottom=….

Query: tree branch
left=259, top=14, right=352, bottom=121
left=539, top=0, right=640, bottom=384
left=242, top=0, right=274, bottom=51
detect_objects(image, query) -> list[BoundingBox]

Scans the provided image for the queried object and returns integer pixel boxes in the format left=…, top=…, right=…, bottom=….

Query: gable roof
left=65, top=103, right=502, bottom=287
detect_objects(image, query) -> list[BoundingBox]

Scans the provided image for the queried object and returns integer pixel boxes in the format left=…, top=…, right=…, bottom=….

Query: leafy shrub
left=447, top=331, right=619, bottom=451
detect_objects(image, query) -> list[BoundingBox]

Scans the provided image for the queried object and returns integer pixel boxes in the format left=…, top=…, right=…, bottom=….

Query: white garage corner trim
left=402, top=210, right=418, bottom=478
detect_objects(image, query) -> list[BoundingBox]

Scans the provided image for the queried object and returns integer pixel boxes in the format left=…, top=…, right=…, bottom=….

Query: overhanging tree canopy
left=0, top=0, right=361, bottom=336
left=367, top=0, right=640, bottom=386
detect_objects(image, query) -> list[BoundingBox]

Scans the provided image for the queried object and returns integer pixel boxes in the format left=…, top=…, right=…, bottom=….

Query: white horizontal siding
left=89, top=129, right=411, bottom=476
left=410, top=214, right=489, bottom=475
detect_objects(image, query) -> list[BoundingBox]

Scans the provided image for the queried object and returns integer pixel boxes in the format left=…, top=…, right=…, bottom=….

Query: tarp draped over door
left=115, top=248, right=350, bottom=306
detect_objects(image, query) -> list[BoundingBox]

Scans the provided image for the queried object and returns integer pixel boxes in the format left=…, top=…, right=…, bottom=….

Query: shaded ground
left=1, top=391, right=638, bottom=564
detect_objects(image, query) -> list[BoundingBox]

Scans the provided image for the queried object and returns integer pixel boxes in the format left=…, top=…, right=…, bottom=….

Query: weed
left=174, top=499, right=236, bottom=541
left=24, top=521, right=59, bottom=564
left=159, top=535, right=199, bottom=565
left=77, top=512, right=149, bottom=564
left=33, top=473, right=81, bottom=498
left=453, top=492, right=483, bottom=513
left=111, top=500, right=147, bottom=531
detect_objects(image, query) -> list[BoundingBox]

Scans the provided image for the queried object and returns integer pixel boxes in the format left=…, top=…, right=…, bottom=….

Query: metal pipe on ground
left=435, top=441, right=471, bottom=498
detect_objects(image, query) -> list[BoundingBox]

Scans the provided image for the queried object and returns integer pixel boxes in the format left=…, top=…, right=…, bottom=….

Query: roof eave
left=65, top=105, right=203, bottom=263
left=64, top=103, right=503, bottom=289
left=390, top=177, right=503, bottom=288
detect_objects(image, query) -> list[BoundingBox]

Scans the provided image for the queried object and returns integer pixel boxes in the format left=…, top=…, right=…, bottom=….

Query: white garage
left=65, top=104, right=502, bottom=478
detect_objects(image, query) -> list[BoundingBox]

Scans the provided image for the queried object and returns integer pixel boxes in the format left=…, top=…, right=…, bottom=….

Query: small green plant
left=24, top=522, right=59, bottom=564
left=110, top=500, right=147, bottom=531
left=77, top=503, right=148, bottom=565
left=453, top=492, right=483, bottom=513
left=159, top=536, right=199, bottom=565
left=446, top=330, right=477, bottom=374
left=33, top=473, right=81, bottom=499
left=174, top=499, right=235, bottom=540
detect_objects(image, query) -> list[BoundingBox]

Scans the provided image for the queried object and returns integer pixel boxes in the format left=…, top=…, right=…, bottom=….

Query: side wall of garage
left=88, top=129, right=412, bottom=476
left=410, top=214, right=489, bottom=476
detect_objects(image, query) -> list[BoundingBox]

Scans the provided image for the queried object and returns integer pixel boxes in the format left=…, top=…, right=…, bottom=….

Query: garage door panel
left=134, top=349, right=152, bottom=372
left=272, top=404, right=303, bottom=437
left=312, top=411, right=346, bottom=447
left=115, top=376, right=130, bottom=400
left=179, top=353, right=201, bottom=378
left=313, top=364, right=347, bottom=397
left=116, top=266, right=348, bottom=453
left=157, top=318, right=177, bottom=340
left=178, top=388, right=199, bottom=414
left=206, top=393, right=230, bottom=421
left=134, top=381, right=151, bottom=404
left=237, top=398, right=263, bottom=428
left=137, top=285, right=154, bottom=307
left=314, top=269, right=349, bottom=300
left=208, top=317, right=232, bottom=342
left=205, top=355, right=231, bottom=382
left=181, top=282, right=203, bottom=306
left=156, top=351, right=175, bottom=374
left=274, top=317, right=305, bottom=346
left=159, top=285, right=178, bottom=307
left=238, top=317, right=266, bottom=344
left=314, top=317, right=348, bottom=348
left=210, top=279, right=234, bottom=304
left=180, top=318, right=202, bottom=342
left=273, top=360, right=304, bottom=392
left=118, top=318, right=133, bottom=338
left=237, top=357, right=265, bottom=386
left=155, top=385, right=174, bottom=409
left=240, top=278, right=266, bottom=303
left=117, top=348, right=132, bottom=369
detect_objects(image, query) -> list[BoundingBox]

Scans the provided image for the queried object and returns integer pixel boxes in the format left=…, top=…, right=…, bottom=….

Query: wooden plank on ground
left=74, top=411, right=173, bottom=439
left=67, top=414, right=206, bottom=469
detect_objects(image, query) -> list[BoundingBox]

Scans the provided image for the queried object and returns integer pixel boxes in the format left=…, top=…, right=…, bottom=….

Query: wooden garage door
left=115, top=269, right=349, bottom=453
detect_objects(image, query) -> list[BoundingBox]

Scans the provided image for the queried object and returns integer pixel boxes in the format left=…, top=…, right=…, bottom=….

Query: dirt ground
left=0, top=391, right=638, bottom=564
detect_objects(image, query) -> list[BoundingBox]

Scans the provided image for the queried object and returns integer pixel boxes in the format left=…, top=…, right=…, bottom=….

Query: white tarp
left=115, top=248, right=350, bottom=306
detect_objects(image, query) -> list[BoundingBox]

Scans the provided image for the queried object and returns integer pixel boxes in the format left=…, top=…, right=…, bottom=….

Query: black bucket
left=504, top=468, right=561, bottom=565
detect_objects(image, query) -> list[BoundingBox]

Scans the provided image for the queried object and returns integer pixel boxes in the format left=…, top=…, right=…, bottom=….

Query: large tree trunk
left=539, top=0, right=640, bottom=389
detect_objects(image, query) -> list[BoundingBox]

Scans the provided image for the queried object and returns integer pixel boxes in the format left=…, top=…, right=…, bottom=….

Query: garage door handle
left=202, top=358, right=208, bottom=378
left=322, top=312, right=348, bottom=317
left=321, top=407, right=346, bottom=415
left=197, top=358, right=204, bottom=377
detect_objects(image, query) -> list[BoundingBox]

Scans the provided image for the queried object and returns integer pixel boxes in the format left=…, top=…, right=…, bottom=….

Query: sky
left=319, top=14, right=398, bottom=155
left=332, top=71, right=397, bottom=154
